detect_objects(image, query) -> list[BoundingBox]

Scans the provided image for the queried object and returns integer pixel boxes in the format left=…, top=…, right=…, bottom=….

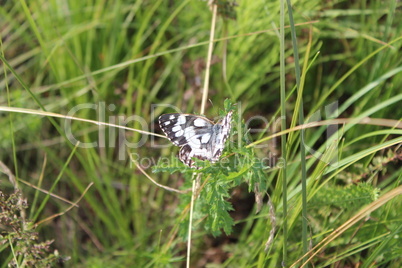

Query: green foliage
left=310, top=183, right=379, bottom=211
left=200, top=175, right=235, bottom=236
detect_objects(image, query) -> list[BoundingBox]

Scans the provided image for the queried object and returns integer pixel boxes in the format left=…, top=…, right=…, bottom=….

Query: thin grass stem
left=285, top=0, right=309, bottom=264
left=187, top=3, right=218, bottom=267
left=280, top=0, right=288, bottom=265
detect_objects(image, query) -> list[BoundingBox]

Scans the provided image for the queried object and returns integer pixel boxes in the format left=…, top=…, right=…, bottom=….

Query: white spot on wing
left=178, top=115, right=186, bottom=124
left=175, top=130, right=184, bottom=137
left=201, top=133, right=211, bottom=143
left=190, top=148, right=212, bottom=159
left=169, top=115, right=175, bottom=120
left=164, top=121, right=170, bottom=125
left=172, top=125, right=181, bottom=132
left=194, top=118, right=207, bottom=127
left=184, top=128, right=195, bottom=139
left=188, top=137, right=201, bottom=147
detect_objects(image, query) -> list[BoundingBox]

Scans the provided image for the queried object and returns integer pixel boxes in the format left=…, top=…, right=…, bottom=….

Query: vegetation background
left=0, top=0, right=401, bottom=267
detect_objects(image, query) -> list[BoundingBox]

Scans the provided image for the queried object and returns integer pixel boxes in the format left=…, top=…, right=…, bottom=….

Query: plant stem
left=280, top=0, right=288, bottom=265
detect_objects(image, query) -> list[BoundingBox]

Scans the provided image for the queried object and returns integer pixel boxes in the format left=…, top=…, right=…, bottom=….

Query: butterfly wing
left=209, top=110, right=233, bottom=162
left=159, top=111, right=233, bottom=168
left=159, top=114, right=193, bottom=146
left=180, top=111, right=233, bottom=167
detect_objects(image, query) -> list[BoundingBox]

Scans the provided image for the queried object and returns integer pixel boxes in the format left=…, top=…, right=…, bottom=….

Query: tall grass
left=1, top=0, right=401, bottom=267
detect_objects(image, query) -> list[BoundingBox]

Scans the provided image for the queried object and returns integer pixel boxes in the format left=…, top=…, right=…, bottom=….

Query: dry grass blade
left=247, top=117, right=402, bottom=148
left=130, top=154, right=188, bottom=194
left=17, top=178, right=79, bottom=207
left=35, top=182, right=94, bottom=226
left=0, top=106, right=166, bottom=138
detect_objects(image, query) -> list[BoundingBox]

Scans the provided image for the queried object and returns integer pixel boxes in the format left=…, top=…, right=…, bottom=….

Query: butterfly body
left=159, top=111, right=233, bottom=168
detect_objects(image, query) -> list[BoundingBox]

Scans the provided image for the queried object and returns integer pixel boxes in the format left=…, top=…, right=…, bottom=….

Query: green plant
left=0, top=190, right=67, bottom=267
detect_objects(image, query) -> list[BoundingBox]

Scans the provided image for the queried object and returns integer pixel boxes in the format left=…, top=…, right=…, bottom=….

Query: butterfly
left=159, top=110, right=233, bottom=168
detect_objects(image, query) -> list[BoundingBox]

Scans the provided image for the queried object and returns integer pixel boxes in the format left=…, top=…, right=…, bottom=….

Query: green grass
left=1, top=0, right=402, bottom=267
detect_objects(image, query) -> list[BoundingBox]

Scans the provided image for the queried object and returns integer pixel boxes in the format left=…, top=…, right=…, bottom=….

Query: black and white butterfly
left=159, top=111, right=233, bottom=168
